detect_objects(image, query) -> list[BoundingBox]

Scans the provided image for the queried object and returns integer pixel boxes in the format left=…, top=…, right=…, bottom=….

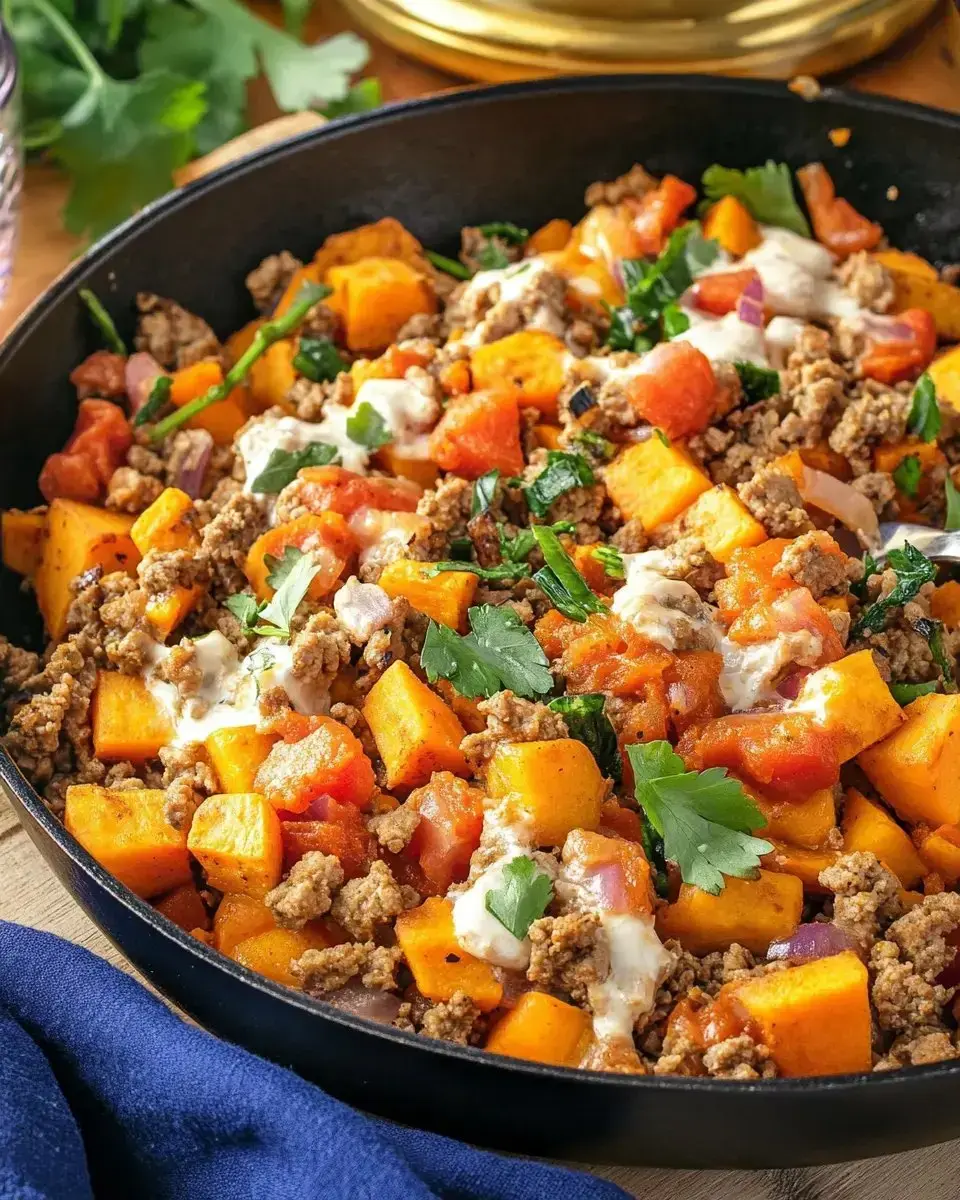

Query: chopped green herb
left=524, top=451, right=595, bottom=518
left=249, top=442, right=340, bottom=494
left=321, top=77, right=382, bottom=118
left=476, top=242, right=512, bottom=271
left=78, top=287, right=127, bottom=354
left=293, top=336, right=347, bottom=384
left=906, top=373, right=941, bottom=443
left=851, top=551, right=879, bottom=602
left=913, top=617, right=955, bottom=689
left=662, top=302, right=690, bottom=339
left=701, top=162, right=811, bottom=237
left=471, top=469, right=500, bottom=517
left=531, top=525, right=606, bottom=622
left=484, top=855, right=553, bottom=940
left=548, top=693, right=621, bottom=782
left=573, top=430, right=616, bottom=461
left=850, top=543, right=937, bottom=639
left=346, top=401, right=392, bottom=450
left=890, top=680, right=939, bottom=705
left=653, top=428, right=670, bottom=447
left=425, top=561, right=531, bottom=582
left=132, top=375, right=172, bottom=427
left=735, top=360, right=781, bottom=405
left=449, top=536, right=474, bottom=562
left=420, top=604, right=553, bottom=700
left=945, top=476, right=960, bottom=531
left=592, top=544, right=625, bottom=580
left=498, top=520, right=575, bottom=564
left=224, top=546, right=321, bottom=639
left=224, top=593, right=261, bottom=631
left=627, top=741, right=771, bottom=896
left=605, top=305, right=642, bottom=352
left=639, top=809, right=669, bottom=899
left=893, top=454, right=922, bottom=499
left=477, top=222, right=529, bottom=245
left=425, top=250, right=472, bottom=281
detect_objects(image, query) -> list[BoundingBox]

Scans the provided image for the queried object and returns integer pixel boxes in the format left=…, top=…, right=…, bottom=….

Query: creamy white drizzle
left=237, top=411, right=368, bottom=490
left=611, top=550, right=714, bottom=652
left=675, top=311, right=770, bottom=368
left=332, top=576, right=393, bottom=642
left=588, top=913, right=674, bottom=1044
left=351, top=376, right=439, bottom=460
left=452, top=852, right=554, bottom=971
left=718, top=629, right=822, bottom=713
left=458, top=259, right=565, bottom=347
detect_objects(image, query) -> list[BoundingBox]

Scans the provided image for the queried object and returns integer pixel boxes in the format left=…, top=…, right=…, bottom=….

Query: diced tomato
left=617, top=682, right=672, bottom=790
left=69, top=350, right=127, bottom=400
left=407, top=772, right=485, bottom=893
left=427, top=389, right=524, bottom=479
left=624, top=342, right=717, bottom=439
left=858, top=309, right=937, bottom=385
left=281, top=801, right=375, bottom=879
left=562, top=828, right=655, bottom=916
left=560, top=613, right=674, bottom=698
left=714, top=539, right=793, bottom=624
left=666, top=994, right=745, bottom=1055
left=796, top=162, right=883, bottom=258
left=664, top=651, right=726, bottom=735
left=598, top=799, right=644, bottom=844
left=727, top=587, right=845, bottom=664
left=296, top=464, right=422, bottom=517
left=39, top=398, right=133, bottom=503
left=255, top=716, right=375, bottom=813
left=629, top=175, right=697, bottom=257
left=689, top=269, right=762, bottom=317
left=244, top=511, right=356, bottom=602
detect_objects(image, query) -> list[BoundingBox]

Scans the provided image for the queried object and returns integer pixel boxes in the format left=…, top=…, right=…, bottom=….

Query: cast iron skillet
left=3, top=75, right=960, bottom=1169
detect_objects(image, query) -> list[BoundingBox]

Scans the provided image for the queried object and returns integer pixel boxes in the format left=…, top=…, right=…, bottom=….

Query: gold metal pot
left=341, top=0, right=937, bottom=80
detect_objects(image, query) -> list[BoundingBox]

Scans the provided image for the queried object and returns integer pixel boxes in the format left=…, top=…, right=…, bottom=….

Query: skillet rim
left=3, top=71, right=960, bottom=1102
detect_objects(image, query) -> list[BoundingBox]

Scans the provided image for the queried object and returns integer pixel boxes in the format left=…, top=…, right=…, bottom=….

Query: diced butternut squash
left=326, top=257, right=435, bottom=354
left=230, top=925, right=336, bottom=987
left=485, top=991, right=592, bottom=1066
left=378, top=558, right=478, bottom=631
left=363, top=661, right=468, bottom=792
left=873, top=438, right=945, bottom=479
left=527, top=218, right=573, bottom=255
left=872, top=249, right=938, bottom=280
left=395, top=896, right=503, bottom=1011
left=187, top=793, right=283, bottom=898
left=702, top=195, right=761, bottom=257
left=169, top=359, right=249, bottom=444
left=487, top=739, right=604, bottom=848
left=154, top=882, right=211, bottom=932
left=655, top=871, right=803, bottom=955
left=929, top=345, right=960, bottom=414
left=254, top=716, right=375, bottom=813
left=213, top=891, right=277, bottom=955
left=428, top=389, right=524, bottom=479
left=918, top=824, right=960, bottom=884
left=680, top=485, right=767, bottom=564
left=859, top=693, right=960, bottom=827
left=470, top=331, right=567, bottom=416
left=841, top=787, right=925, bottom=888
left=224, top=318, right=263, bottom=367
left=761, top=841, right=838, bottom=891
left=375, top=445, right=439, bottom=489
left=533, top=423, right=563, bottom=451
left=604, top=437, right=711, bottom=530
left=131, top=487, right=201, bottom=638
left=1, top=508, right=46, bottom=577
left=886, top=269, right=960, bottom=340
left=726, top=951, right=871, bottom=1077
left=795, top=649, right=903, bottom=762
left=273, top=262, right=323, bottom=318
left=248, top=339, right=298, bottom=413
left=206, top=726, right=279, bottom=794
left=65, top=785, right=192, bottom=899
left=751, top=787, right=836, bottom=850
left=35, top=499, right=139, bottom=639
left=92, top=671, right=173, bottom=761
left=932, top=580, right=960, bottom=627
left=312, top=217, right=428, bottom=279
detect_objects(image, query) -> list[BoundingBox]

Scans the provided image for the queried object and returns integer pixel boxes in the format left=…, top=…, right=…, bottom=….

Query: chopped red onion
left=775, top=666, right=813, bottom=701
left=323, top=983, right=403, bottom=1025
left=303, top=793, right=332, bottom=821
left=767, top=922, right=856, bottom=964
left=125, top=352, right=167, bottom=415
left=859, top=313, right=913, bottom=342
left=735, top=275, right=765, bottom=328
left=174, top=429, right=214, bottom=499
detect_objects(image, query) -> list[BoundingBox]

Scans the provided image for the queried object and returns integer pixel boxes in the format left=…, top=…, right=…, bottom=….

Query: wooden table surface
left=3, top=2, right=960, bottom=1195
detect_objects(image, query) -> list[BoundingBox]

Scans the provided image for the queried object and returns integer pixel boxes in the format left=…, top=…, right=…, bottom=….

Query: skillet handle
left=173, top=112, right=327, bottom=187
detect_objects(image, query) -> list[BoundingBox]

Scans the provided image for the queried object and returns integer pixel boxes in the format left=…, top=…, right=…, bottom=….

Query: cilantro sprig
left=548, top=693, right=621, bottom=782
left=293, top=337, right=347, bottom=384
left=78, top=287, right=126, bottom=354
left=913, top=616, right=956, bottom=690
left=906, top=373, right=941, bottom=443
left=426, top=561, right=531, bottom=583
left=477, top=221, right=529, bottom=245
left=224, top=546, right=320, bottom=639
left=627, top=742, right=771, bottom=896
left=484, top=856, right=553, bottom=940
left=524, top=451, right=595, bottom=518
left=249, top=442, right=340, bottom=494
left=735, top=361, right=781, bottom=405
left=346, top=401, right=392, bottom=450
left=531, top=526, right=605, bottom=622
left=499, top=520, right=575, bottom=565
left=420, top=604, right=553, bottom=700
left=850, top=543, right=936, bottom=639
left=701, top=161, right=811, bottom=237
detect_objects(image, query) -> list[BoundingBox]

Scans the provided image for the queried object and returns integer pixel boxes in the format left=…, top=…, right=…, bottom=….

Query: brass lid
left=342, top=0, right=936, bottom=80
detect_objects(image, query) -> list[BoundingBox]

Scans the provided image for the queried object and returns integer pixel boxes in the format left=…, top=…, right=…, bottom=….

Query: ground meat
left=127, top=444, right=165, bottom=477
left=651, top=536, right=724, bottom=597
left=702, top=1034, right=777, bottom=1080
left=158, top=742, right=218, bottom=830
left=852, top=470, right=897, bottom=515
left=396, top=313, right=442, bottom=342
left=0, top=636, right=40, bottom=694
left=70, top=350, right=127, bottom=400
left=290, top=612, right=351, bottom=689
left=460, top=690, right=568, bottom=770
left=105, top=466, right=164, bottom=514
left=885, top=891, right=960, bottom=981
left=355, top=598, right=420, bottom=694
left=526, top=912, right=606, bottom=1003
left=774, top=530, right=858, bottom=599
left=851, top=579, right=939, bottom=683
left=828, top=387, right=909, bottom=476
left=328, top=702, right=379, bottom=761
left=285, top=377, right=330, bottom=422
left=198, top=492, right=266, bottom=595
left=414, top=475, right=473, bottom=558
left=134, top=292, right=220, bottom=371
left=874, top=1029, right=959, bottom=1070
left=460, top=226, right=523, bottom=273
left=522, top=447, right=605, bottom=539
left=419, top=991, right=482, bottom=1045
left=445, top=261, right=567, bottom=346
left=836, top=251, right=895, bottom=313
left=245, top=250, right=302, bottom=314
left=584, top=163, right=657, bottom=207
left=154, top=641, right=203, bottom=699
left=368, top=804, right=421, bottom=854
left=738, top=464, right=815, bottom=537
left=329, top=859, right=417, bottom=941
left=265, top=851, right=344, bottom=930
left=609, top=519, right=648, bottom=555
left=161, top=429, right=219, bottom=496
left=819, top=851, right=902, bottom=951
left=870, top=938, right=951, bottom=1036
left=294, top=942, right=402, bottom=994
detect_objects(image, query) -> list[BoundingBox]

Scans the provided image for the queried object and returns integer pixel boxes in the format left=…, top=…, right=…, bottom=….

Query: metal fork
left=876, top=523, right=960, bottom=565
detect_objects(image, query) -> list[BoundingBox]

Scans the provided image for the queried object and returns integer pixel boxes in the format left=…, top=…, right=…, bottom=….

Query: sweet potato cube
left=375, top=445, right=439, bottom=489
left=130, top=487, right=196, bottom=555
left=92, top=671, right=173, bottom=761
left=750, top=787, right=836, bottom=850
left=154, top=882, right=211, bottom=932
left=888, top=271, right=960, bottom=341
left=427, top=389, right=524, bottom=480
left=873, top=438, right=945, bottom=478
left=918, top=825, right=960, bottom=884
left=702, top=195, right=761, bottom=257
left=213, top=892, right=277, bottom=955
left=230, top=925, right=336, bottom=987
left=248, top=339, right=298, bottom=413
left=680, top=484, right=767, bottom=563
left=604, top=438, right=711, bottom=530
left=929, top=345, right=960, bottom=414
left=187, top=793, right=283, bottom=898
left=206, top=726, right=279, bottom=795
left=932, top=580, right=960, bottom=627
left=313, top=217, right=428, bottom=279
left=796, top=649, right=903, bottom=761
left=363, top=661, right=468, bottom=792
left=254, top=717, right=375, bottom=813
left=1, top=508, right=46, bottom=577
left=527, top=218, right=573, bottom=255
left=485, top=991, right=592, bottom=1066
left=872, top=249, right=938, bottom=280
left=761, top=841, right=838, bottom=892
left=487, top=739, right=604, bottom=848
left=377, top=558, right=478, bottom=631
left=655, top=871, right=803, bottom=955
left=170, top=359, right=249, bottom=445
left=35, top=499, right=139, bottom=639
left=395, top=896, right=503, bottom=1011
left=65, top=785, right=192, bottom=899
left=841, top=787, right=925, bottom=888
left=326, top=257, right=436, bottom=354
left=470, top=330, right=567, bottom=416
left=859, top=693, right=960, bottom=827
left=726, top=951, right=871, bottom=1076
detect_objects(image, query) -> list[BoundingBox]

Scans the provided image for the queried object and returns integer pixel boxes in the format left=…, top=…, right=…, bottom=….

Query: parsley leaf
left=627, top=741, right=772, bottom=896
left=484, top=856, right=553, bottom=940
left=420, top=604, right=553, bottom=700
left=662, top=303, right=690, bottom=339
left=477, top=222, right=529, bottom=245
left=572, top=430, right=615, bottom=461
left=850, top=543, right=937, bottom=639
left=548, top=693, right=621, bottom=782
left=346, top=401, right=392, bottom=450
left=531, top=526, right=605, bottom=622
left=424, top=250, right=472, bottom=281
left=321, top=77, right=382, bottom=118
left=225, top=547, right=320, bottom=639
left=906, top=373, right=941, bottom=442
left=224, top=593, right=261, bottom=631
left=476, top=242, right=512, bottom=271
left=913, top=617, right=956, bottom=689
left=471, top=469, right=500, bottom=517
left=851, top=551, right=879, bottom=602
left=893, top=454, right=922, bottom=498
left=132, top=375, right=172, bottom=428
left=78, top=287, right=126, bottom=354
left=425, top=561, right=531, bottom=582
left=524, top=451, right=595, bottom=517
left=249, top=442, right=340, bottom=494
left=293, top=336, right=347, bottom=384
left=890, top=680, right=939, bottom=705
left=946, top=476, right=960, bottom=532
left=701, top=162, right=811, bottom=237
left=735, top=360, right=781, bottom=405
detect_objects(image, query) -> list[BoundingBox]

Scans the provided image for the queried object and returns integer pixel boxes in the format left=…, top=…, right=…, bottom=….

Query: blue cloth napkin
left=0, top=919, right=630, bottom=1200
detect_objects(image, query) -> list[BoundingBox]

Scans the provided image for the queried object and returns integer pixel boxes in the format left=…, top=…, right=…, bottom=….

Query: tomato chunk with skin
left=727, top=587, right=845, bottom=664
left=690, top=269, right=762, bottom=317
left=244, top=512, right=355, bottom=603
left=630, top=175, right=697, bottom=257
left=714, top=538, right=793, bottom=623
left=39, top=398, right=133, bottom=503
left=407, top=772, right=485, bottom=893
left=796, top=162, right=882, bottom=258
left=254, top=716, right=375, bottom=813
left=280, top=801, right=375, bottom=879
left=664, top=650, right=725, bottom=735
left=296, top=465, right=422, bottom=518
left=859, top=309, right=937, bottom=385
left=559, top=613, right=674, bottom=698
left=624, top=342, right=717, bottom=439
left=427, top=389, right=524, bottom=479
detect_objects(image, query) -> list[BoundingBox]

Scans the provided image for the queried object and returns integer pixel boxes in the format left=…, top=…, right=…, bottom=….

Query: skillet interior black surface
left=3, top=76, right=960, bottom=1169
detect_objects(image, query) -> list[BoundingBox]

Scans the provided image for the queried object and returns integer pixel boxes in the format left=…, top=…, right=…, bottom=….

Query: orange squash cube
left=154, top=882, right=211, bottom=932
left=206, top=726, right=279, bottom=795
left=130, top=487, right=196, bottom=555
left=702, top=195, right=761, bottom=257
left=750, top=787, right=836, bottom=850
left=395, top=896, right=503, bottom=1011
left=604, top=437, right=711, bottom=530
left=841, top=788, right=925, bottom=888
left=1, top=508, right=46, bottom=577
left=169, top=359, right=249, bottom=445
left=212, top=892, right=278, bottom=955
left=761, top=841, right=838, bottom=892
left=680, top=484, right=767, bottom=563
left=230, top=926, right=336, bottom=987
left=932, top=581, right=960, bottom=628
left=796, top=649, right=903, bottom=762
left=187, top=793, right=283, bottom=898
left=326, top=257, right=436, bottom=354
left=487, top=739, right=604, bottom=848
left=918, top=825, right=960, bottom=884
left=470, top=330, right=567, bottom=416
left=655, top=871, right=803, bottom=955
left=92, top=671, right=173, bottom=761
left=377, top=558, right=478, bottom=631
left=486, top=992, right=592, bottom=1066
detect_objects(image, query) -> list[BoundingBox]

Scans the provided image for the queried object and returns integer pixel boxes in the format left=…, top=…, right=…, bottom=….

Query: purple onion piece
left=859, top=313, right=913, bottom=341
left=735, top=275, right=765, bottom=328
left=174, top=430, right=214, bottom=499
left=125, top=352, right=167, bottom=415
left=323, top=983, right=403, bottom=1025
left=767, top=922, right=856, bottom=964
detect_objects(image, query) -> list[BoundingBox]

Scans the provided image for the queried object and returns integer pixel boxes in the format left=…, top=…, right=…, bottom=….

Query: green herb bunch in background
left=6, top=0, right=378, bottom=241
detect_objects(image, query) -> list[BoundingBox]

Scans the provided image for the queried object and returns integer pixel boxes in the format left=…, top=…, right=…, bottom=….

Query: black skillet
left=3, top=76, right=960, bottom=1169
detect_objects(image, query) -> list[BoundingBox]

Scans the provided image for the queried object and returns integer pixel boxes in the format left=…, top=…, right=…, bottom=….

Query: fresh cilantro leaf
left=662, top=303, right=690, bottom=339
left=627, top=741, right=772, bottom=896
left=572, top=430, right=615, bottom=461
left=639, top=809, right=669, bottom=899
left=420, top=604, right=553, bottom=700
left=254, top=546, right=322, bottom=637
left=946, top=476, right=960, bottom=532
left=484, top=856, right=553, bottom=940
left=249, top=442, right=340, bottom=494
left=851, top=543, right=937, bottom=639
left=913, top=617, right=955, bottom=689
left=132, top=375, right=171, bottom=428
left=531, top=526, right=605, bottom=622
left=293, top=336, right=347, bottom=383
left=224, top=593, right=261, bottom=632
left=735, top=360, right=781, bottom=405
left=476, top=241, right=511, bottom=271
left=907, top=373, right=941, bottom=442
left=890, top=680, right=939, bottom=705
left=477, top=222, right=529, bottom=245
left=653, top=428, right=670, bottom=446
left=425, top=561, right=531, bottom=582
left=548, top=693, right=621, bottom=782
left=78, top=287, right=126, bottom=354
left=851, top=551, right=879, bottom=602
left=346, top=401, right=392, bottom=450
left=424, top=250, right=472, bottom=281
left=279, top=0, right=311, bottom=37
left=701, top=162, right=811, bottom=237
left=893, top=454, right=922, bottom=499
left=321, top=77, right=382, bottom=118
left=524, top=451, right=595, bottom=518
left=605, top=304, right=642, bottom=352
left=471, top=469, right=500, bottom=517
left=592, top=544, right=625, bottom=580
